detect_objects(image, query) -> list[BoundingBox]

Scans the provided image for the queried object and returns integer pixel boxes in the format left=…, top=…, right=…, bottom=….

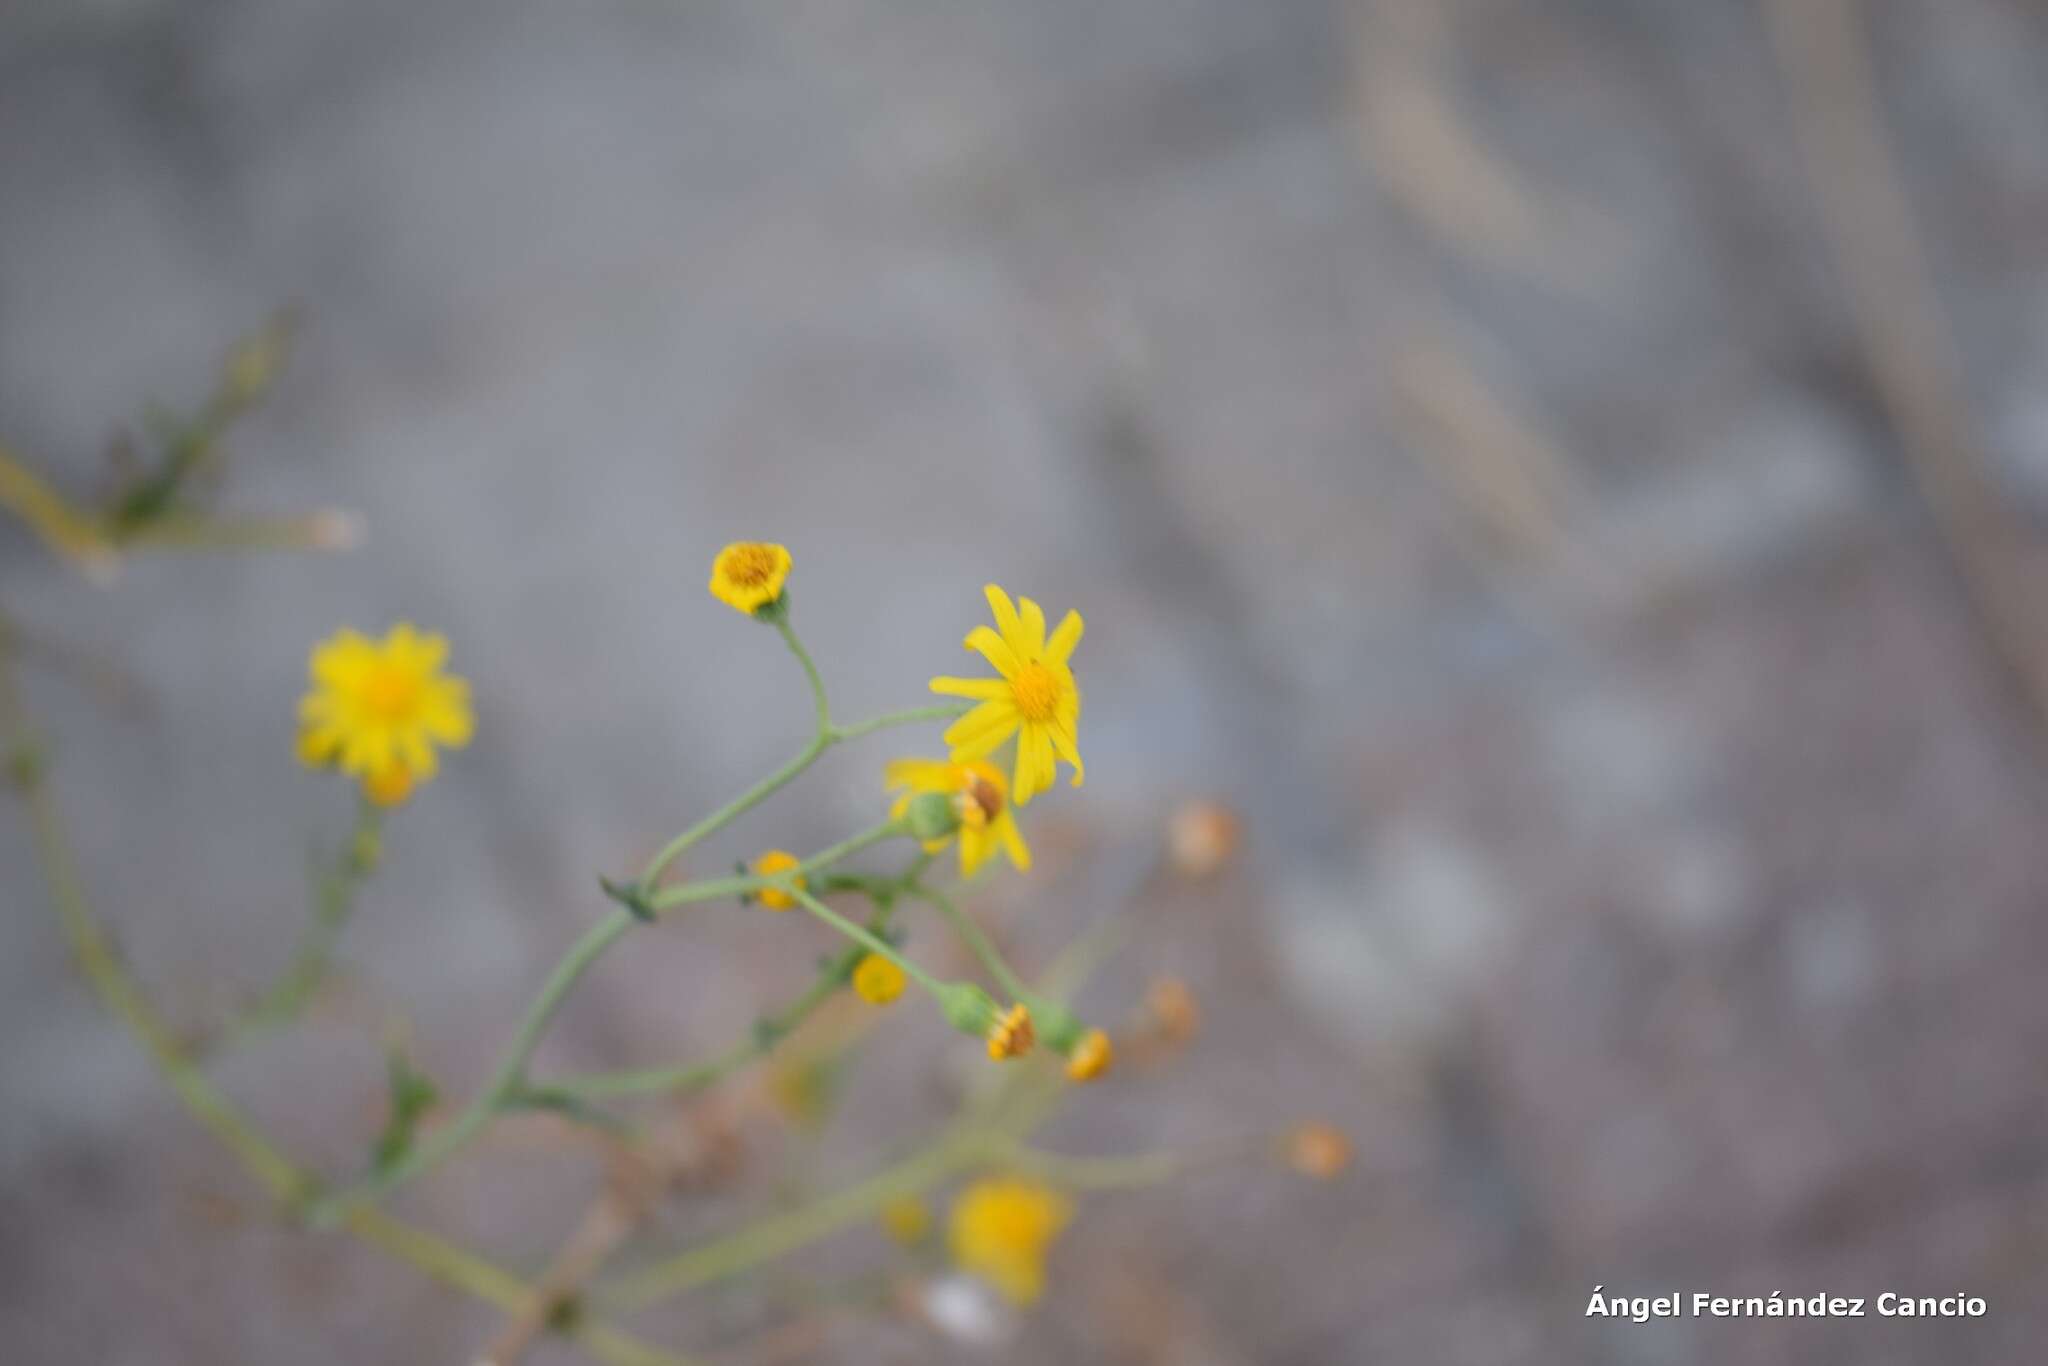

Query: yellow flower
left=986, top=1002, right=1034, bottom=1061
left=851, top=953, right=906, bottom=1005
left=751, top=849, right=803, bottom=909
left=880, top=1196, right=931, bottom=1246
left=930, top=585, right=1083, bottom=806
left=1065, top=1028, right=1113, bottom=1082
left=949, top=1178, right=1072, bottom=1305
left=885, top=757, right=1031, bottom=877
left=708, top=542, right=792, bottom=615
left=296, top=624, right=473, bottom=807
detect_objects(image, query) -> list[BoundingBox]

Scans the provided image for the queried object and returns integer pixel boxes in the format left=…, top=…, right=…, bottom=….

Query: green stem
left=0, top=659, right=695, bottom=1366
left=307, top=906, right=638, bottom=1225
left=647, top=819, right=904, bottom=912
left=912, top=884, right=1030, bottom=1000
left=604, top=1130, right=989, bottom=1310
left=774, top=613, right=829, bottom=733
left=787, top=886, right=945, bottom=997
left=228, top=802, right=381, bottom=1038
left=313, top=821, right=906, bottom=1220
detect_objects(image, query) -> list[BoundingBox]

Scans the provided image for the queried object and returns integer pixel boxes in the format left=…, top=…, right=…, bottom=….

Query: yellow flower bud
left=852, top=953, right=906, bottom=1005
left=751, top=849, right=803, bottom=910
left=1065, top=1029, right=1112, bottom=1082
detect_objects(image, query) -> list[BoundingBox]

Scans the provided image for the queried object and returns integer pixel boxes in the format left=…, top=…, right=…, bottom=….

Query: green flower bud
left=904, top=790, right=960, bottom=842
left=936, top=981, right=1000, bottom=1037
left=1027, top=997, right=1086, bottom=1054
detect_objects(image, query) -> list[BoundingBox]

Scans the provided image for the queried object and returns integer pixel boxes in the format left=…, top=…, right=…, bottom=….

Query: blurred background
left=5, top=0, right=2048, bottom=1361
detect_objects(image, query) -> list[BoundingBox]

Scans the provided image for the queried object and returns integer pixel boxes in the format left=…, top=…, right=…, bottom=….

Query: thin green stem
left=829, top=702, right=967, bottom=742
left=787, top=886, right=945, bottom=996
left=314, top=820, right=906, bottom=1220
left=911, top=883, right=1029, bottom=1000
left=647, top=819, right=904, bottom=912
left=0, top=658, right=693, bottom=1366
left=308, top=906, right=638, bottom=1224
left=226, top=802, right=381, bottom=1039
left=774, top=612, right=829, bottom=733
left=604, top=1130, right=990, bottom=1310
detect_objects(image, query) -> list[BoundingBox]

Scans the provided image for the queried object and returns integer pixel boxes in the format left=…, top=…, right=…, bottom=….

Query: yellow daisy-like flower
left=851, top=952, right=906, bottom=1005
left=1065, top=1028, right=1113, bottom=1083
left=751, top=849, right=803, bottom=910
left=930, top=585, right=1083, bottom=806
left=708, top=542, right=792, bottom=615
left=949, top=1178, right=1073, bottom=1305
left=885, top=757, right=1031, bottom=878
left=986, top=1002, right=1035, bottom=1061
left=296, top=624, right=473, bottom=807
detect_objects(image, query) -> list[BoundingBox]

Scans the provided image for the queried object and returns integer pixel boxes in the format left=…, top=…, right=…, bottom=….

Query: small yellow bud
left=751, top=849, right=803, bottom=910
left=986, top=1003, right=1035, bottom=1061
left=1065, top=1029, right=1113, bottom=1082
left=1284, top=1122, right=1352, bottom=1180
left=852, top=953, right=906, bottom=1005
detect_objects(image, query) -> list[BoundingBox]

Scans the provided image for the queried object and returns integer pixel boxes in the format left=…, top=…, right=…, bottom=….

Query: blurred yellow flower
left=949, top=1178, right=1072, bottom=1305
left=296, top=624, right=473, bottom=807
left=1065, top=1028, right=1113, bottom=1082
left=751, top=849, right=803, bottom=909
left=708, top=542, right=791, bottom=615
left=851, top=952, right=906, bottom=1005
left=986, top=1002, right=1034, bottom=1061
left=930, top=585, right=1082, bottom=806
left=885, top=757, right=1031, bottom=877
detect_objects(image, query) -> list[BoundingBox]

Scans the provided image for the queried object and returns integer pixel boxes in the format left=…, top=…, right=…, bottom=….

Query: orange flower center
left=721, top=545, right=780, bottom=587
left=361, top=665, right=421, bottom=719
left=1010, top=663, right=1061, bottom=722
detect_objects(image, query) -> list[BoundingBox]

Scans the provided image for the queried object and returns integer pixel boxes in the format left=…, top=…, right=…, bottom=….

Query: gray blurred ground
left=5, top=0, right=2048, bottom=1362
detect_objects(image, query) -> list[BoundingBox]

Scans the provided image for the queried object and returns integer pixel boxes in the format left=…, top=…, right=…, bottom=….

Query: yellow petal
left=929, top=675, right=1009, bottom=701
left=1048, top=719, right=1085, bottom=786
left=943, top=700, right=1019, bottom=752
left=1016, top=596, right=1047, bottom=655
left=963, top=626, right=1021, bottom=680
left=1045, top=610, right=1084, bottom=667
left=997, top=813, right=1032, bottom=871
left=983, top=584, right=1027, bottom=654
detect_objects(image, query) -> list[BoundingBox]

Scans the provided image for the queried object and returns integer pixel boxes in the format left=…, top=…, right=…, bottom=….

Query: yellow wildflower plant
left=750, top=849, right=804, bottom=909
left=885, top=757, right=1031, bottom=877
left=930, top=584, right=1083, bottom=806
left=949, top=1178, right=1073, bottom=1305
left=296, top=624, right=473, bottom=807
left=708, top=541, right=792, bottom=615
left=851, top=952, right=906, bottom=1005
left=986, top=1002, right=1035, bottom=1061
